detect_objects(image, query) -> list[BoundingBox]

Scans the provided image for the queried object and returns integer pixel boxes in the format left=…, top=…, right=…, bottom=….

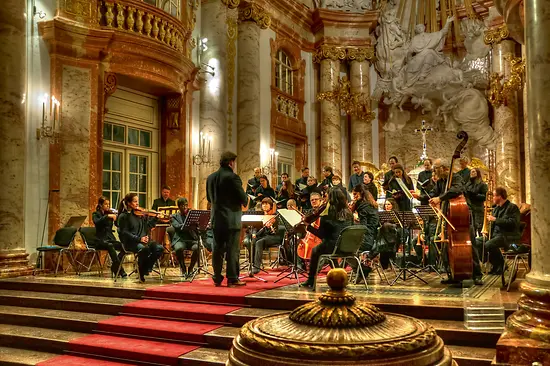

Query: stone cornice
left=484, top=24, right=510, bottom=46
left=313, top=45, right=374, bottom=63
left=238, top=2, right=271, bottom=29
left=311, top=8, right=378, bottom=35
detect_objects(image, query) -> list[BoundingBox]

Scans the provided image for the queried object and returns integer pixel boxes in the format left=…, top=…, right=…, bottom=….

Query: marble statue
left=314, top=0, right=373, bottom=12
left=373, top=2, right=497, bottom=149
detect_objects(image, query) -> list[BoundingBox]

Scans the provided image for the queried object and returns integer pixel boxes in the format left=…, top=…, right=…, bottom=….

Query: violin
left=134, top=207, right=169, bottom=221
left=303, top=199, right=328, bottom=225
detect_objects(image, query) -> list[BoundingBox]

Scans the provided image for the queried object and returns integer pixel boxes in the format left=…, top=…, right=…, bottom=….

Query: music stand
left=239, top=214, right=274, bottom=282
left=415, top=205, right=442, bottom=276
left=273, top=209, right=307, bottom=284
left=184, top=210, right=214, bottom=283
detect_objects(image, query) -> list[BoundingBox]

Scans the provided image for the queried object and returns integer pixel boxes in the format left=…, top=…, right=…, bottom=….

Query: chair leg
left=54, top=251, right=63, bottom=276
left=355, top=257, right=368, bottom=290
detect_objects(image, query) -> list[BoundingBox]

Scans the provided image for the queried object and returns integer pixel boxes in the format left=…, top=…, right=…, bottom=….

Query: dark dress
left=386, top=176, right=414, bottom=211
left=92, top=210, right=125, bottom=275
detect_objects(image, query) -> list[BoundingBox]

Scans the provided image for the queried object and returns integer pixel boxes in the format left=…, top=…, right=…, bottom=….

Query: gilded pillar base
left=0, top=249, right=33, bottom=278
left=495, top=281, right=550, bottom=365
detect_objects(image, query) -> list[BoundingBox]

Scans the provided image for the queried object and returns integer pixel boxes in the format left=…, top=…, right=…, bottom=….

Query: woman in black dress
left=92, top=196, right=126, bottom=277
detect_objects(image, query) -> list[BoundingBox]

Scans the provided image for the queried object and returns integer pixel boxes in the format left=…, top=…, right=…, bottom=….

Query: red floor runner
left=37, top=355, right=135, bottom=366
left=98, top=315, right=223, bottom=343
left=68, top=334, right=198, bottom=366
left=145, top=271, right=300, bottom=305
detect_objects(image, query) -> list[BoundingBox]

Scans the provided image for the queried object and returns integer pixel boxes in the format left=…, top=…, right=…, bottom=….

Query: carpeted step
left=37, top=354, right=136, bottom=366
left=68, top=334, right=198, bottom=366
left=97, top=316, right=223, bottom=343
left=122, top=299, right=242, bottom=323
left=0, top=346, right=59, bottom=366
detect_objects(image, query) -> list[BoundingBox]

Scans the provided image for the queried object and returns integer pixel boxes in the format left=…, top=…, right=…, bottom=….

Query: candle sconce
left=193, top=131, right=213, bottom=166
left=262, top=148, right=279, bottom=175
left=36, top=93, right=61, bottom=143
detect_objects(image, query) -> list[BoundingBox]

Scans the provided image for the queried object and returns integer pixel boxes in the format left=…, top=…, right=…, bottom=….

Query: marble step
left=447, top=345, right=495, bottom=366
left=179, top=347, right=228, bottom=365
left=0, top=324, right=84, bottom=353
left=0, top=346, right=58, bottom=366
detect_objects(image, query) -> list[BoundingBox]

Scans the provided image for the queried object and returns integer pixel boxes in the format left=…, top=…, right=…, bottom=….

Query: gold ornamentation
left=165, top=25, right=172, bottom=45
left=484, top=24, right=510, bottom=46
left=346, top=47, right=375, bottom=63
left=105, top=2, right=114, bottom=27
left=227, top=16, right=238, bottom=142
left=239, top=3, right=271, bottom=29
left=152, top=16, right=160, bottom=38
left=318, top=76, right=375, bottom=122
left=221, top=0, right=240, bottom=9
left=144, top=13, right=152, bottom=35
left=104, top=73, right=118, bottom=97
left=487, top=55, right=525, bottom=107
left=159, top=20, right=166, bottom=42
left=116, top=4, right=125, bottom=30
left=275, top=95, right=298, bottom=119
left=314, top=45, right=375, bottom=63
left=126, top=7, right=135, bottom=31
left=136, top=10, right=144, bottom=32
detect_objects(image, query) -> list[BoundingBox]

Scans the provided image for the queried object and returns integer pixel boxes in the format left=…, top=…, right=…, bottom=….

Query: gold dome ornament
left=227, top=269, right=457, bottom=366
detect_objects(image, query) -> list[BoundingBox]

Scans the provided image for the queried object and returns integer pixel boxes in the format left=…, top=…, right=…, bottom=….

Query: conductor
left=206, top=151, right=249, bottom=287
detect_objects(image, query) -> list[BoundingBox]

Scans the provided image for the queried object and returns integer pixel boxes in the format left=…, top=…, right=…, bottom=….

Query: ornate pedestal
left=0, top=249, right=33, bottom=278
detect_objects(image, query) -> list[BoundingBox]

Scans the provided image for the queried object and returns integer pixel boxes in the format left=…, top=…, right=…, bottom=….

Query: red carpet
left=37, top=355, right=135, bottom=365
left=69, top=334, right=198, bottom=366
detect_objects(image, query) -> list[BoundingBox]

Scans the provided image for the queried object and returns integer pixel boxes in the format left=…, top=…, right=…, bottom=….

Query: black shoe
left=120, top=272, right=128, bottom=278
left=300, top=281, right=313, bottom=288
left=489, top=266, right=504, bottom=275
left=474, top=277, right=484, bottom=286
left=441, top=278, right=460, bottom=285
left=139, top=274, right=146, bottom=283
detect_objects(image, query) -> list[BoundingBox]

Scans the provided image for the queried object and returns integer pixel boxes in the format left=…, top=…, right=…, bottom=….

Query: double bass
left=439, top=131, right=473, bottom=280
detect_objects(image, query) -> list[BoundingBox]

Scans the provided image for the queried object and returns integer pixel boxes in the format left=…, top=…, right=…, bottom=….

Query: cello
left=440, top=131, right=473, bottom=280
left=297, top=201, right=328, bottom=260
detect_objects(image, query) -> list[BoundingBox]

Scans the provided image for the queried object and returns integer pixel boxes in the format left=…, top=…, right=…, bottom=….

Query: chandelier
left=317, top=76, right=375, bottom=122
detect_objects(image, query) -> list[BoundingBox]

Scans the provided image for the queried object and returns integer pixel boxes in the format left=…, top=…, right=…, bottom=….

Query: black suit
left=92, top=210, right=124, bottom=275
left=152, top=198, right=176, bottom=211
left=207, top=165, right=248, bottom=283
left=417, top=170, right=435, bottom=205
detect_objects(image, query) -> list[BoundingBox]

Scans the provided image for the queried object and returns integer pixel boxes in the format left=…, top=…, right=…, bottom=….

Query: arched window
left=275, top=50, right=294, bottom=95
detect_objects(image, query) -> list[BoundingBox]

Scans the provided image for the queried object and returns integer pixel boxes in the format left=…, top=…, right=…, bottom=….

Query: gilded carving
left=127, top=7, right=135, bottom=31
left=136, top=10, right=144, bottom=32
left=313, top=45, right=374, bottom=63
left=159, top=21, right=166, bottom=42
left=487, top=55, right=525, bottom=107
left=165, top=26, right=172, bottom=45
left=98, top=3, right=102, bottom=24
left=63, top=0, right=92, bottom=18
left=152, top=16, right=160, bottom=38
left=318, top=76, right=375, bottom=121
left=239, top=3, right=271, bottom=29
left=221, top=0, right=241, bottom=9
left=227, top=16, right=238, bottom=142
left=105, top=3, right=114, bottom=27
left=484, top=24, right=510, bottom=46
left=116, top=4, right=125, bottom=30
left=346, top=47, right=375, bottom=63
left=144, top=13, right=152, bottom=35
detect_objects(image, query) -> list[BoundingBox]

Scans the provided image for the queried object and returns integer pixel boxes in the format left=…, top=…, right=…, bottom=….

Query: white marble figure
left=461, top=18, right=491, bottom=64
left=314, top=0, right=373, bottom=12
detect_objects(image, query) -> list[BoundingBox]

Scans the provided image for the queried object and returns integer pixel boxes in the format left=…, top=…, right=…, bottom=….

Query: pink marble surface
left=319, top=59, right=342, bottom=176
left=350, top=60, right=372, bottom=163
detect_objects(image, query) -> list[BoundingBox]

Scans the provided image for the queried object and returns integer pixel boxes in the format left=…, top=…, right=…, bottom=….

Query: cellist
left=296, top=192, right=323, bottom=268
left=428, top=158, right=483, bottom=285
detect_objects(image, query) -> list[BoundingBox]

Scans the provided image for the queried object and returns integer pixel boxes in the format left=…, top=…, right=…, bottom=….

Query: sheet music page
left=248, top=194, right=257, bottom=201
left=397, top=178, right=414, bottom=200
left=278, top=209, right=303, bottom=227
left=298, top=183, right=307, bottom=190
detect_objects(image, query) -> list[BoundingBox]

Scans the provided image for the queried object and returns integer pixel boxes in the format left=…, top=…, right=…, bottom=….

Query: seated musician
left=117, top=193, right=164, bottom=283
left=300, top=188, right=354, bottom=289
left=331, top=175, right=350, bottom=202
left=251, top=198, right=285, bottom=274
left=92, top=196, right=126, bottom=277
left=378, top=198, right=400, bottom=269
left=386, top=164, right=414, bottom=211
left=362, top=171, right=378, bottom=200
left=476, top=187, right=521, bottom=275
left=275, top=180, right=296, bottom=209
left=255, top=175, right=276, bottom=200
left=170, top=198, right=199, bottom=277
left=152, top=186, right=176, bottom=211
left=428, top=158, right=483, bottom=285
left=286, top=199, right=298, bottom=211
left=297, top=192, right=324, bottom=269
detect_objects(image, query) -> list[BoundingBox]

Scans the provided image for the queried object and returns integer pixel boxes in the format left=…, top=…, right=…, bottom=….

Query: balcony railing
left=97, top=0, right=189, bottom=54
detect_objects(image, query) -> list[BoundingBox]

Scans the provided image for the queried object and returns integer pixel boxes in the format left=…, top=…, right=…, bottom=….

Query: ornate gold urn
left=227, top=269, right=456, bottom=366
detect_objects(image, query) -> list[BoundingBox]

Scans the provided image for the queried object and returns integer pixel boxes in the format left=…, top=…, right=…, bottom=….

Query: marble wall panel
left=320, top=59, right=342, bottom=176
left=59, top=65, right=92, bottom=225
left=350, top=60, right=372, bottom=164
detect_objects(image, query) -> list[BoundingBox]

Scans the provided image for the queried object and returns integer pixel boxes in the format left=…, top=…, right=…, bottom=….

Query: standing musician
left=297, top=191, right=324, bottom=265
left=386, top=164, right=414, bottom=211
left=206, top=151, right=249, bottom=287
left=417, top=159, right=435, bottom=205
left=152, top=186, right=176, bottom=211
left=276, top=172, right=290, bottom=195
left=300, top=188, right=354, bottom=289
left=117, top=193, right=165, bottom=283
left=170, top=197, right=199, bottom=277
left=92, top=196, right=126, bottom=277
left=464, top=168, right=488, bottom=239
left=428, top=158, right=483, bottom=285
left=362, top=171, right=378, bottom=200
left=320, top=166, right=334, bottom=190
left=251, top=198, right=286, bottom=274
left=255, top=175, right=276, bottom=200
left=295, top=167, right=310, bottom=191
left=382, top=156, right=399, bottom=191
left=246, top=167, right=262, bottom=208
left=348, top=161, right=365, bottom=192
left=331, top=175, right=350, bottom=202
left=457, top=157, right=471, bottom=184
left=477, top=187, right=521, bottom=275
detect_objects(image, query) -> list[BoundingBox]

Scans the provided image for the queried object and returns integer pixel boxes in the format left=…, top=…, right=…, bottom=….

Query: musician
left=298, top=176, right=321, bottom=210
left=256, top=175, right=276, bottom=200
left=117, top=193, right=164, bottom=283
left=251, top=198, right=286, bottom=274
left=382, top=156, right=399, bottom=191
left=386, top=164, right=414, bottom=211
left=246, top=167, right=262, bottom=209
left=295, top=167, right=310, bottom=192
left=417, top=159, right=435, bottom=205
left=429, top=158, right=483, bottom=285
left=331, top=175, right=350, bottom=202
left=297, top=192, right=323, bottom=269
left=152, top=186, right=176, bottom=211
left=275, top=180, right=296, bottom=209
left=170, top=197, right=199, bottom=277
left=206, top=151, right=249, bottom=287
left=362, top=171, right=378, bottom=200
left=457, top=157, right=471, bottom=184
left=276, top=172, right=290, bottom=194
left=287, top=199, right=298, bottom=210
left=300, top=188, right=354, bottom=288
left=92, top=196, right=126, bottom=277
left=348, top=161, right=365, bottom=192
left=321, top=166, right=334, bottom=190
left=378, top=198, right=400, bottom=269
left=464, top=168, right=488, bottom=238
left=480, top=187, right=521, bottom=275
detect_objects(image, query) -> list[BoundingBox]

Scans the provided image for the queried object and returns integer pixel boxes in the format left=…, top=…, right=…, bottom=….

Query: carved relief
left=484, top=24, right=510, bottom=46
left=239, top=2, right=272, bottom=29
left=313, top=45, right=374, bottom=63
left=313, top=0, right=374, bottom=12
left=276, top=95, right=299, bottom=119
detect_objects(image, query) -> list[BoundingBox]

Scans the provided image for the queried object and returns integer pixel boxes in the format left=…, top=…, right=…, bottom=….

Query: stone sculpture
left=314, top=0, right=374, bottom=12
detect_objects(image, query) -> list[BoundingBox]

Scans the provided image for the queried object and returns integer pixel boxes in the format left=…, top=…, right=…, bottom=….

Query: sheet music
left=248, top=194, right=257, bottom=201
left=277, top=209, right=303, bottom=227
left=241, top=214, right=274, bottom=223
left=396, top=178, right=414, bottom=200
left=298, top=183, right=307, bottom=190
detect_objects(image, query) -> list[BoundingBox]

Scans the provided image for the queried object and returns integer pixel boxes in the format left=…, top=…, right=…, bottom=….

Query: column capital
left=221, top=0, right=240, bottom=10
left=238, top=2, right=271, bottom=29
left=313, top=45, right=374, bottom=64
left=484, top=24, right=510, bottom=46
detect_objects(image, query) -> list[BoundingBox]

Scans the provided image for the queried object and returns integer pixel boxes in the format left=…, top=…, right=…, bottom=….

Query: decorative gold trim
left=487, top=55, right=525, bottom=107
left=239, top=3, right=271, bottom=29
left=318, top=76, right=375, bottom=122
left=314, top=45, right=375, bottom=64
left=484, top=24, right=510, bottom=46
left=222, top=0, right=240, bottom=10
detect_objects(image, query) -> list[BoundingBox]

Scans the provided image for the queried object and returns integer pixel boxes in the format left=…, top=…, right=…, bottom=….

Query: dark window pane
left=139, top=194, right=146, bottom=208
left=129, top=174, right=138, bottom=191
left=129, top=155, right=138, bottom=173
left=103, top=123, right=112, bottom=141
left=102, top=191, right=110, bottom=200
left=103, top=151, right=111, bottom=170
left=128, top=128, right=139, bottom=145
left=112, top=192, right=120, bottom=207
left=139, top=156, right=147, bottom=174
left=112, top=152, right=121, bottom=171
left=139, top=175, right=147, bottom=193
left=112, top=172, right=121, bottom=190
left=140, top=131, right=151, bottom=148
left=102, top=172, right=110, bottom=190
left=113, top=125, right=125, bottom=143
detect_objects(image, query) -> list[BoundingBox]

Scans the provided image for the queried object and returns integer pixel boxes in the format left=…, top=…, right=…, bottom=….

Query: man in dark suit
left=382, top=156, right=398, bottom=192
left=152, top=186, right=176, bottom=210
left=207, top=151, right=249, bottom=287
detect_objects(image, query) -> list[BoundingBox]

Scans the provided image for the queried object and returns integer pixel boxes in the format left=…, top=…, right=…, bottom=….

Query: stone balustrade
left=97, top=0, right=189, bottom=54
left=275, top=94, right=299, bottom=119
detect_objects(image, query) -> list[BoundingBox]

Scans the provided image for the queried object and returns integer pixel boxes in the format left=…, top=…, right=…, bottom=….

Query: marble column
left=350, top=60, right=372, bottom=164
left=522, top=45, right=530, bottom=203
left=0, top=1, right=33, bottom=276
left=495, top=0, right=550, bottom=363
left=320, top=58, right=342, bottom=176
left=493, top=39, right=522, bottom=205
left=236, top=20, right=261, bottom=182
left=198, top=0, right=230, bottom=208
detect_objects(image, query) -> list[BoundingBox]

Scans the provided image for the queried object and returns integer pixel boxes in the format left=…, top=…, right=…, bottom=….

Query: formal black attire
left=152, top=197, right=176, bottom=211
left=207, top=165, right=248, bottom=284
left=382, top=170, right=394, bottom=191
left=252, top=216, right=286, bottom=273
left=92, top=210, right=125, bottom=275
left=465, top=179, right=488, bottom=238
left=246, top=177, right=261, bottom=208
left=332, top=183, right=350, bottom=202
left=386, top=176, right=414, bottom=211
left=417, top=170, right=435, bottom=205
left=170, top=211, right=199, bottom=273
left=256, top=185, right=276, bottom=200
left=117, top=211, right=164, bottom=277
left=295, top=176, right=308, bottom=191
left=348, top=172, right=365, bottom=192
left=363, top=182, right=378, bottom=200
left=320, top=174, right=334, bottom=191
left=298, top=185, right=321, bottom=210
left=457, top=168, right=471, bottom=185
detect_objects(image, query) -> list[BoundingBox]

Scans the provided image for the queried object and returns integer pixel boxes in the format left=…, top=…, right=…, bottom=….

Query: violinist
left=362, top=171, right=378, bottom=200
left=117, top=193, right=164, bottom=283
left=300, top=188, right=353, bottom=289
left=464, top=168, right=488, bottom=238
left=429, top=158, right=483, bottom=285
left=386, top=164, right=414, bottom=211
left=251, top=198, right=285, bottom=274
left=255, top=175, right=276, bottom=200
left=170, top=197, right=199, bottom=277
left=92, top=196, right=126, bottom=277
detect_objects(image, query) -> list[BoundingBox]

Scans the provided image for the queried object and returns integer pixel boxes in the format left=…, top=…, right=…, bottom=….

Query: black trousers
left=94, top=240, right=125, bottom=274
left=254, top=235, right=283, bottom=270
left=126, top=241, right=163, bottom=276
left=307, top=240, right=335, bottom=283
left=476, top=235, right=510, bottom=269
left=173, top=240, right=198, bottom=272
left=212, top=227, right=241, bottom=283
